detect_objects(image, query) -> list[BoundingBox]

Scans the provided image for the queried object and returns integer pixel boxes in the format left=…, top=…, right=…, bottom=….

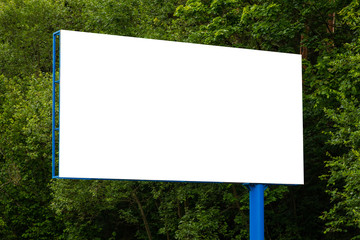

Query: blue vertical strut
left=52, top=31, right=60, bottom=178
left=249, top=184, right=266, bottom=240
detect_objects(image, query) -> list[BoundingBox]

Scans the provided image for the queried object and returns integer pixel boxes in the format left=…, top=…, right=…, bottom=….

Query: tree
left=1, top=0, right=360, bottom=239
left=315, top=1, right=360, bottom=238
left=0, top=73, right=61, bottom=239
left=0, top=0, right=65, bottom=77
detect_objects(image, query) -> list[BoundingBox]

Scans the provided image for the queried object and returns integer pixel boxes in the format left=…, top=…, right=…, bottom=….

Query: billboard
left=54, top=30, right=303, bottom=184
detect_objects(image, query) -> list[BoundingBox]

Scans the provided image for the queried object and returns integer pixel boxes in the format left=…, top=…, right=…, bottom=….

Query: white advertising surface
left=59, top=30, right=303, bottom=184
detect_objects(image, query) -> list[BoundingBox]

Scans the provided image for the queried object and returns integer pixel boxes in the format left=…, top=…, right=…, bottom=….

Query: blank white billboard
left=58, top=30, right=303, bottom=184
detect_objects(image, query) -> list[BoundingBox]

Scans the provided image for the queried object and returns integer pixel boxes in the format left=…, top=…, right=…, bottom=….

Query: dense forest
left=0, top=0, right=360, bottom=239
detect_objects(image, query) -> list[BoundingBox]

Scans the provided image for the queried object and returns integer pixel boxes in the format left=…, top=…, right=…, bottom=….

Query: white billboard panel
left=58, top=30, right=303, bottom=184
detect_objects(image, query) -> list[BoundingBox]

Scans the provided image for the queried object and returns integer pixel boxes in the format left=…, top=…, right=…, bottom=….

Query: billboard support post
left=248, top=184, right=266, bottom=240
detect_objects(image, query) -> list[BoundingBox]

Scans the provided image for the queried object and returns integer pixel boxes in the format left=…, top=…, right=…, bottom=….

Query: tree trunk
left=132, top=191, right=152, bottom=240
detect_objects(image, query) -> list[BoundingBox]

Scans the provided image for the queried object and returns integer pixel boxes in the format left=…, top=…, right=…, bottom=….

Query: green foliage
left=152, top=183, right=250, bottom=240
left=50, top=180, right=290, bottom=239
left=1, top=0, right=360, bottom=239
left=305, top=1, right=360, bottom=238
left=0, top=0, right=64, bottom=76
left=0, top=73, right=61, bottom=239
left=171, top=0, right=305, bottom=53
left=79, top=0, right=142, bottom=36
left=318, top=11, right=360, bottom=238
left=50, top=180, right=140, bottom=239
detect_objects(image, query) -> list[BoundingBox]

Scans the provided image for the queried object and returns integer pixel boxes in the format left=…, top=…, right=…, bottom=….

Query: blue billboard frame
left=52, top=30, right=60, bottom=178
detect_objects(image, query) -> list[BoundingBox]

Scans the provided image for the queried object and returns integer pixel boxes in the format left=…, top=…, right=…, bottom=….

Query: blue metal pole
left=52, top=32, right=56, bottom=178
left=249, top=184, right=265, bottom=240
